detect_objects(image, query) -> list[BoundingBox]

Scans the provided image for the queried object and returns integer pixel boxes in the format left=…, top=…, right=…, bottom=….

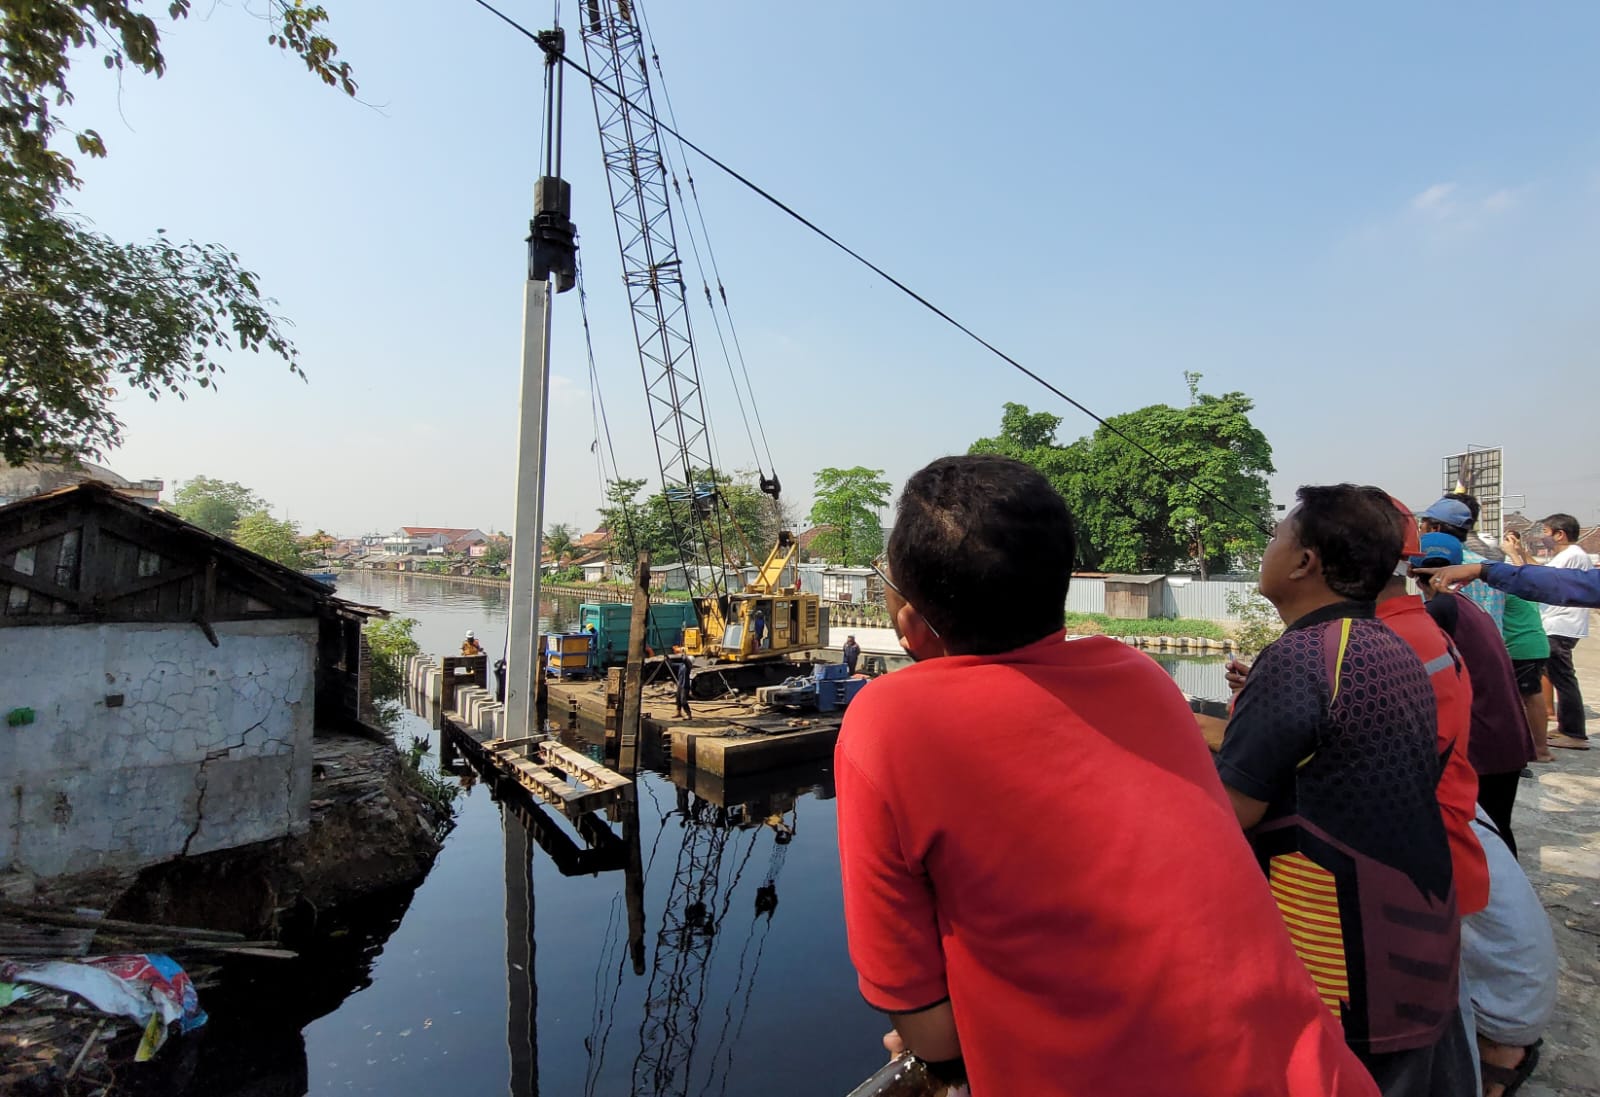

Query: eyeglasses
left=871, top=561, right=941, bottom=640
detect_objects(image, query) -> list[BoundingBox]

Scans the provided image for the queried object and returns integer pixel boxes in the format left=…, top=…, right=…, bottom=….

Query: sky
left=57, top=1, right=1600, bottom=539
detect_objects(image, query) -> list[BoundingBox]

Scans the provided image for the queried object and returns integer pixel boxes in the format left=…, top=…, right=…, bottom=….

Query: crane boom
left=577, top=0, right=824, bottom=696
left=579, top=0, right=723, bottom=601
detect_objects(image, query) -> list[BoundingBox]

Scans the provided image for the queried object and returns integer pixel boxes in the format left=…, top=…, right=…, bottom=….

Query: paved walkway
left=1520, top=613, right=1600, bottom=1096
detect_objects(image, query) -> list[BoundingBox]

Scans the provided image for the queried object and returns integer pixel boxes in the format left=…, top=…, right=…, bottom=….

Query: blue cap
left=1421, top=498, right=1473, bottom=529
left=1412, top=531, right=1464, bottom=568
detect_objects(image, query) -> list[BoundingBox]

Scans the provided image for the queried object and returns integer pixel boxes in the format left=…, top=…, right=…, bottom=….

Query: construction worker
left=461, top=630, right=485, bottom=657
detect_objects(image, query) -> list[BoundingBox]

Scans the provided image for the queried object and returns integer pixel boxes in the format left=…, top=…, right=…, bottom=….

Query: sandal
left=1480, top=1039, right=1541, bottom=1097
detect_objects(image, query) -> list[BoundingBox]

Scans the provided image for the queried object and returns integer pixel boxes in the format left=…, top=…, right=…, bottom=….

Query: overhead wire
left=471, top=0, right=1273, bottom=537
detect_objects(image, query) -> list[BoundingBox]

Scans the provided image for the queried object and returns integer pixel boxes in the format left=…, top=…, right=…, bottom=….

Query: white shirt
left=1540, top=544, right=1594, bottom=639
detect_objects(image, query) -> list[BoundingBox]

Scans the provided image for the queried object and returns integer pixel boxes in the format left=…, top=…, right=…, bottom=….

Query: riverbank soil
left=1522, top=614, right=1600, bottom=1097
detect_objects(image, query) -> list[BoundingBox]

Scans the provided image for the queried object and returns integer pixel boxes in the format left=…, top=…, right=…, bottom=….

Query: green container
left=579, top=602, right=699, bottom=666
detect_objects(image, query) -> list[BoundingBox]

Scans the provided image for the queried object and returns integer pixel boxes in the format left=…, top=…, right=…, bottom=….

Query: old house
left=0, top=482, right=378, bottom=879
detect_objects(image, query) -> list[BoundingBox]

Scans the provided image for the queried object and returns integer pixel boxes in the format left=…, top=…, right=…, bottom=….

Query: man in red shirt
left=1376, top=497, right=1490, bottom=917
left=836, top=455, right=1375, bottom=1097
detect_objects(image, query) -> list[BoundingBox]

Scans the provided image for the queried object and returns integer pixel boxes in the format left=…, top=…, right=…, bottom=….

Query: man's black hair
left=1542, top=513, right=1581, bottom=542
left=888, top=454, right=1074, bottom=655
left=1290, top=484, right=1402, bottom=602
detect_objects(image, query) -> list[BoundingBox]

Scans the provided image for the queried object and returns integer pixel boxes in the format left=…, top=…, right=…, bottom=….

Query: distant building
left=0, top=459, right=163, bottom=508
left=382, top=526, right=486, bottom=555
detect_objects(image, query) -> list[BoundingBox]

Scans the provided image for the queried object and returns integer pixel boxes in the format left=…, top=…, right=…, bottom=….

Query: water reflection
left=120, top=880, right=427, bottom=1096
left=459, top=733, right=819, bottom=1097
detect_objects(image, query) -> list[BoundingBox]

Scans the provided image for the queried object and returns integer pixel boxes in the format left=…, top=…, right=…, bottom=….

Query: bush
left=1225, top=589, right=1283, bottom=654
left=1061, top=611, right=1230, bottom=640
left=366, top=616, right=421, bottom=701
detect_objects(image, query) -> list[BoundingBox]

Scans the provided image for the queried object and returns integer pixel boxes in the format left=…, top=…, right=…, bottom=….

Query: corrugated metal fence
left=1161, top=578, right=1260, bottom=621
left=810, top=568, right=1259, bottom=622
left=1063, top=576, right=1259, bottom=621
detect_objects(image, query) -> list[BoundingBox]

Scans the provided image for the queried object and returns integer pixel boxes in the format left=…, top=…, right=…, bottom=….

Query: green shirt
left=1501, top=594, right=1550, bottom=660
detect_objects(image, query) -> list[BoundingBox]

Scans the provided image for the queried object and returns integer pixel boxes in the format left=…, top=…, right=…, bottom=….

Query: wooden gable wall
left=0, top=492, right=323, bottom=627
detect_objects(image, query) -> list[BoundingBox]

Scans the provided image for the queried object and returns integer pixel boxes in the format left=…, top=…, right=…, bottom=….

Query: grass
left=1062, top=611, right=1231, bottom=640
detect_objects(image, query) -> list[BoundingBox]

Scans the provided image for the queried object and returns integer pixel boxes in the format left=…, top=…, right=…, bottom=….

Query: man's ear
left=1289, top=547, right=1316, bottom=582
left=893, top=601, right=944, bottom=659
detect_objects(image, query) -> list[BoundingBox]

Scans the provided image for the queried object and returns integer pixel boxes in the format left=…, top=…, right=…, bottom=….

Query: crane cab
left=685, top=591, right=821, bottom=662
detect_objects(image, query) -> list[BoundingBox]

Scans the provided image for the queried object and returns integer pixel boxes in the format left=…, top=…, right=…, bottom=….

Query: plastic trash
left=1, top=954, right=207, bottom=1060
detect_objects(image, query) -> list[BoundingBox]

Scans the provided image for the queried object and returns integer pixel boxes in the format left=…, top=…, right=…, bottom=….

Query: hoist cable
left=577, top=258, right=642, bottom=562
left=471, top=0, right=1272, bottom=537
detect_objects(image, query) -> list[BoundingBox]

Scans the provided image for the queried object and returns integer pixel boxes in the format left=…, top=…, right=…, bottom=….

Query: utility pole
left=505, top=26, right=578, bottom=738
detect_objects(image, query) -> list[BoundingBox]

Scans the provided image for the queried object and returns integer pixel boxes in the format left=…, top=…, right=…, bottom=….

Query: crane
left=576, top=0, right=822, bottom=697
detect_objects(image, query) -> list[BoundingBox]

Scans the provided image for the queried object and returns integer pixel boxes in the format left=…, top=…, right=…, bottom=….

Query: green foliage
left=170, top=476, right=263, bottom=536
left=365, top=616, right=420, bottom=701
left=480, top=538, right=509, bottom=569
left=398, top=739, right=462, bottom=835
left=599, top=468, right=780, bottom=568
left=0, top=0, right=356, bottom=464
left=549, top=565, right=583, bottom=583
left=1061, top=612, right=1230, bottom=640
left=231, top=511, right=305, bottom=568
left=807, top=467, right=891, bottom=566
left=970, top=382, right=1274, bottom=576
left=1225, top=588, right=1283, bottom=654
left=544, top=522, right=574, bottom=561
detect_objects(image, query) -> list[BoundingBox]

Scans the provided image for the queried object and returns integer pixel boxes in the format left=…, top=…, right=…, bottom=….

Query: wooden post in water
left=617, top=551, right=651, bottom=776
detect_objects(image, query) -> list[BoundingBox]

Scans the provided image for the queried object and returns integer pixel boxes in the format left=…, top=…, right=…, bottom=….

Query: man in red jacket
left=837, top=456, right=1376, bottom=1097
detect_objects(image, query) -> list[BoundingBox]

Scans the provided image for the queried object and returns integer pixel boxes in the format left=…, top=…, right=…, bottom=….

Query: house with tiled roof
left=382, top=526, right=486, bottom=555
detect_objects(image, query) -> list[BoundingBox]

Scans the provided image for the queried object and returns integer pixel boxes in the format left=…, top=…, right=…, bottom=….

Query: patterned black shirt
left=1216, top=601, right=1459, bottom=1054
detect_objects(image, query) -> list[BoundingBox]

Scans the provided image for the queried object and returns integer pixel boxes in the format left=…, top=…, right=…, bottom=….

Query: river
left=300, top=571, right=884, bottom=1097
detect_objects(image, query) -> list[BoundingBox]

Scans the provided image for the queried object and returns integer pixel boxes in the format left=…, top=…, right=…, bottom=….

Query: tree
left=808, top=467, right=891, bottom=566
left=1, top=1, right=356, bottom=465
left=365, top=615, right=419, bottom=701
left=481, top=538, right=509, bottom=569
left=170, top=476, right=263, bottom=536
left=544, top=522, right=575, bottom=561
left=597, top=468, right=781, bottom=568
left=969, top=384, right=1274, bottom=576
left=233, top=511, right=305, bottom=568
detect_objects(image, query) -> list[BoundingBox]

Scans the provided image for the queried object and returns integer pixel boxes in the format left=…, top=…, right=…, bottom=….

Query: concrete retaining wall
left=0, top=619, right=318, bottom=877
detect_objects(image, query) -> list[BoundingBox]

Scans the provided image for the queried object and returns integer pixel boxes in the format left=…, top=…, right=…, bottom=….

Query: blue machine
left=755, top=662, right=867, bottom=713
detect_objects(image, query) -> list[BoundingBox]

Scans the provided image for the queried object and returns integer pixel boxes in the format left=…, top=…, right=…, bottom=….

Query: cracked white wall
left=0, top=619, right=317, bottom=877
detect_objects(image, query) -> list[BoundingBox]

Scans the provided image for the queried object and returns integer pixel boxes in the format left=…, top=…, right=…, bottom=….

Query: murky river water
left=144, top=572, right=1228, bottom=1096
left=302, top=572, right=881, bottom=1097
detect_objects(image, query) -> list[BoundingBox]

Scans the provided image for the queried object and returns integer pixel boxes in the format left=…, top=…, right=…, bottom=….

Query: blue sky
left=61, top=1, right=1600, bottom=538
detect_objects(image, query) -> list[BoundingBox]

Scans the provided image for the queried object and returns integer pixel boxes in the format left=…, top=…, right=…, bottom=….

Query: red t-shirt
left=836, top=632, right=1377, bottom=1097
left=1375, top=595, right=1490, bottom=915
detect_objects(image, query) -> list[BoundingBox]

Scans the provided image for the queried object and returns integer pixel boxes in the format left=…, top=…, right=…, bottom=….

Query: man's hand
left=1502, top=531, right=1529, bottom=565
left=1224, top=657, right=1251, bottom=694
left=1413, top=562, right=1483, bottom=591
left=886, top=1001, right=961, bottom=1063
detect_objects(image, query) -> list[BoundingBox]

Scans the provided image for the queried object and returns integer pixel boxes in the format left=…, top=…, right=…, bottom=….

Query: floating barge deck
left=406, top=653, right=846, bottom=795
